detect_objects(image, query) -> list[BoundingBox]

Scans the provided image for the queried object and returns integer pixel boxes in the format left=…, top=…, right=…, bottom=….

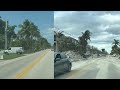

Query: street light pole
left=5, top=20, right=8, bottom=50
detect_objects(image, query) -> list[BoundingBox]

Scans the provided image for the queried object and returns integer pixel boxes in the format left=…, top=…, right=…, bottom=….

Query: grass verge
left=3, top=54, right=24, bottom=60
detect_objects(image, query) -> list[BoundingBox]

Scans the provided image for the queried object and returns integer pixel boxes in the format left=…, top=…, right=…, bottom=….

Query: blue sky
left=0, top=11, right=54, bottom=45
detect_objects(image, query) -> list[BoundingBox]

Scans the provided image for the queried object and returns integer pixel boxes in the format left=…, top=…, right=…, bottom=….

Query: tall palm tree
left=78, top=30, right=91, bottom=57
left=0, top=17, right=6, bottom=49
left=18, top=19, right=41, bottom=50
left=7, top=25, right=17, bottom=47
left=83, top=30, right=91, bottom=41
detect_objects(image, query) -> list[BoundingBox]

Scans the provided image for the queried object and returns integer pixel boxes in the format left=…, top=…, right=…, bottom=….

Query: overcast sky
left=54, top=11, right=120, bottom=53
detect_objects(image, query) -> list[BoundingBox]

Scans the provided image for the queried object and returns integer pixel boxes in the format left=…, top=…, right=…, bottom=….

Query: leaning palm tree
left=113, top=39, right=119, bottom=46
left=83, top=30, right=91, bottom=41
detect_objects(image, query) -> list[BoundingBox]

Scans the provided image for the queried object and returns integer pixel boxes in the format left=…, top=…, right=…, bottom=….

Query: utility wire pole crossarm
left=5, top=20, right=8, bottom=50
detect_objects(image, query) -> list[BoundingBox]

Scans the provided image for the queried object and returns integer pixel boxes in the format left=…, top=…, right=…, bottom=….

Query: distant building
left=71, top=38, right=79, bottom=45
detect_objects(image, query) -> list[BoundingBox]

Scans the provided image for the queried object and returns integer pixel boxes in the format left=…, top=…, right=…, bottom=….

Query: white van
left=4, top=47, right=24, bottom=54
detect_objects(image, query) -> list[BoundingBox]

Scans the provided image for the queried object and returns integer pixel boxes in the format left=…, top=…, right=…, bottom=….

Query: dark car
left=54, top=52, right=72, bottom=76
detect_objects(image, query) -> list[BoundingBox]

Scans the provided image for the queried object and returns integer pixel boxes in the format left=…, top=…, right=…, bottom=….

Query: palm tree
left=0, top=17, right=6, bottom=49
left=18, top=19, right=41, bottom=51
left=78, top=30, right=91, bottom=57
left=113, top=39, right=119, bottom=46
left=7, top=25, right=17, bottom=47
left=83, top=30, right=91, bottom=41
left=111, top=39, right=120, bottom=55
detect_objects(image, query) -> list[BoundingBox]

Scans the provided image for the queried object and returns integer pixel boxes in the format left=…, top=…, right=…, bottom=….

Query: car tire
left=4, top=52, right=9, bottom=55
left=67, top=64, right=71, bottom=72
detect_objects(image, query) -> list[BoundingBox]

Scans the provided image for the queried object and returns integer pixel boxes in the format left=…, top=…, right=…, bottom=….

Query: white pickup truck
left=4, top=47, right=24, bottom=54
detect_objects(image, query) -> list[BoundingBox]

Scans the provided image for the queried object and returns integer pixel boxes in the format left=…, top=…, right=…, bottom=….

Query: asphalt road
left=0, top=49, right=54, bottom=79
left=55, top=56, right=120, bottom=79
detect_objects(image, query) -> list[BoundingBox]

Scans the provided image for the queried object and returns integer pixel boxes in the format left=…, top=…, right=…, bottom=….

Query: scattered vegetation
left=0, top=17, right=51, bottom=53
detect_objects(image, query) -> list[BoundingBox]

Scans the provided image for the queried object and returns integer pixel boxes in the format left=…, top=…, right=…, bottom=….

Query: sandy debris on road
left=64, top=51, right=83, bottom=62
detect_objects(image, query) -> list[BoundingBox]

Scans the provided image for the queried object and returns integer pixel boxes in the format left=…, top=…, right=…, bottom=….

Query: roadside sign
left=0, top=54, right=3, bottom=59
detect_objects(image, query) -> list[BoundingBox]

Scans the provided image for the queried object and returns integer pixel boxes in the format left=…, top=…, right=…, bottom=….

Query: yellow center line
left=15, top=50, right=50, bottom=79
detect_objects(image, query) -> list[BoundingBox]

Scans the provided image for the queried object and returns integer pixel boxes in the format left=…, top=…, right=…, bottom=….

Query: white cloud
left=54, top=11, right=77, bottom=20
left=54, top=11, right=120, bottom=53
left=97, top=25, right=109, bottom=31
left=89, top=43, right=112, bottom=53
left=100, top=14, right=120, bottom=23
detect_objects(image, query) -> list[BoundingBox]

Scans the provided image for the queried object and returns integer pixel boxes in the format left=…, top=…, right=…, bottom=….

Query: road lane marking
left=15, top=50, right=50, bottom=79
left=95, top=60, right=109, bottom=79
left=66, top=60, right=97, bottom=79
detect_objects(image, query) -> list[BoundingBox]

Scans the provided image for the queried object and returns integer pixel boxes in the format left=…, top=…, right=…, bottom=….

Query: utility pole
left=56, top=37, right=58, bottom=52
left=54, top=30, right=64, bottom=52
left=54, top=31, right=58, bottom=52
left=5, top=20, right=8, bottom=50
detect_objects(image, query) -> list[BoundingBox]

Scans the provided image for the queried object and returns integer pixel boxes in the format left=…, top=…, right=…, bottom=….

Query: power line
left=54, top=27, right=80, bottom=43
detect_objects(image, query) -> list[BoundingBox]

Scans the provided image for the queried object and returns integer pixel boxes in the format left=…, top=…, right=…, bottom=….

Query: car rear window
left=61, top=53, right=67, bottom=59
left=56, top=54, right=61, bottom=59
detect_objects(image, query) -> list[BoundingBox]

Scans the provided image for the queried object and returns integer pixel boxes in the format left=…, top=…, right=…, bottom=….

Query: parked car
left=112, top=54, right=116, bottom=57
left=51, top=48, right=54, bottom=51
left=54, top=52, right=72, bottom=77
left=4, top=47, right=24, bottom=54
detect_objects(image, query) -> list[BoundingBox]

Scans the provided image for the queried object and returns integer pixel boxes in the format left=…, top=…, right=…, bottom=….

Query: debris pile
left=64, top=51, right=83, bottom=62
